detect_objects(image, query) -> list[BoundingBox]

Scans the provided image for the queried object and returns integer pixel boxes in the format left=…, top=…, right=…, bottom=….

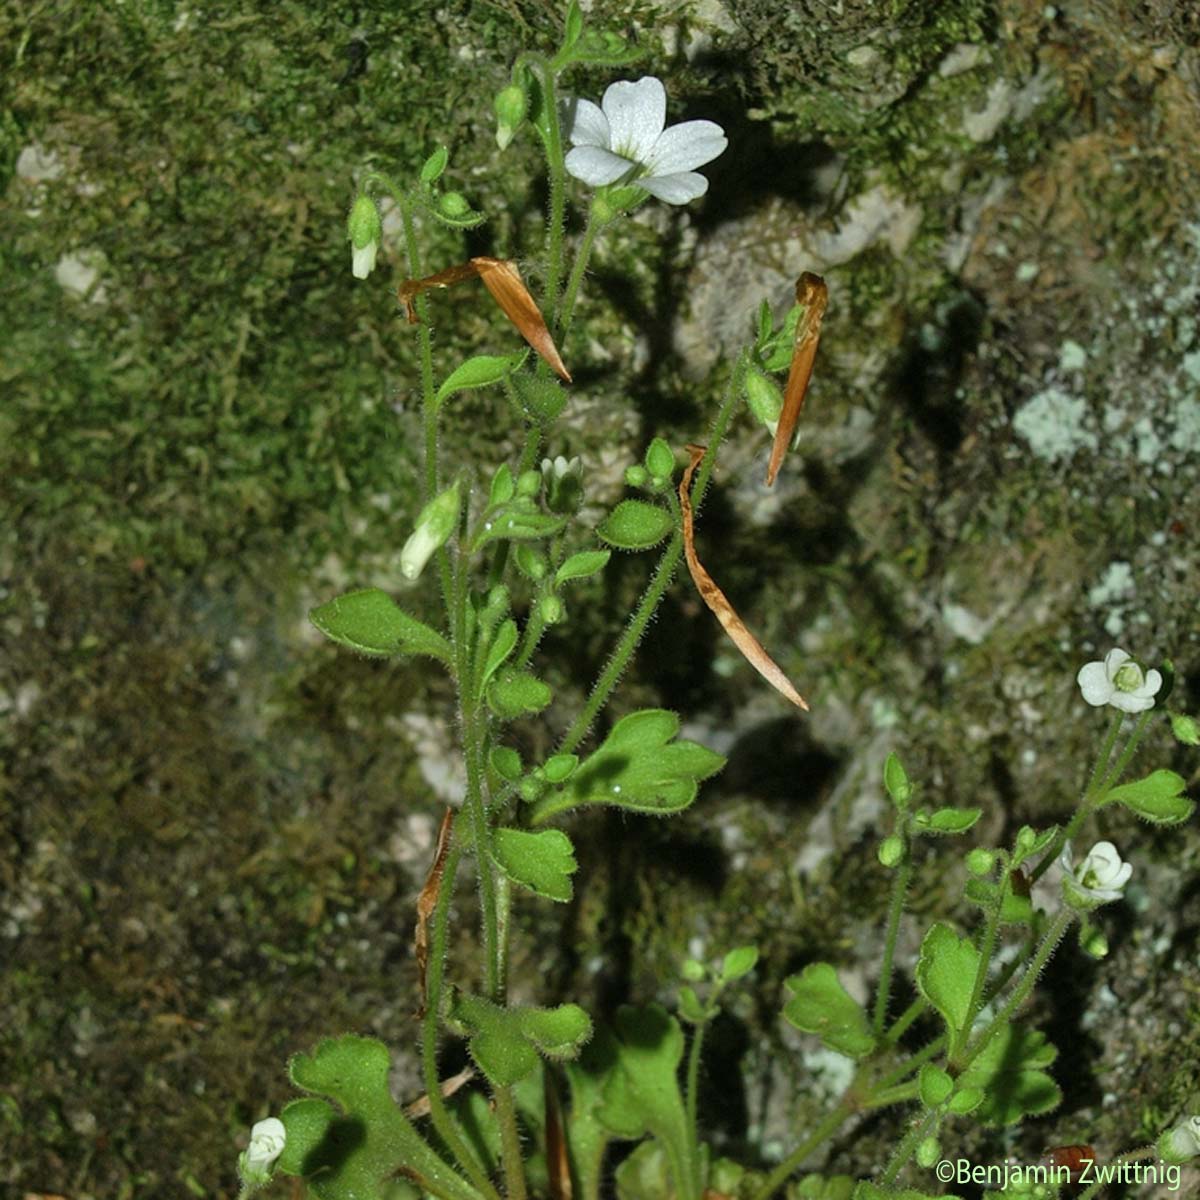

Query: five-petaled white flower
left=1076, top=648, right=1162, bottom=713
left=1161, top=1114, right=1200, bottom=1163
left=1060, top=840, right=1132, bottom=909
left=564, top=76, right=727, bottom=205
left=239, top=1116, right=286, bottom=1182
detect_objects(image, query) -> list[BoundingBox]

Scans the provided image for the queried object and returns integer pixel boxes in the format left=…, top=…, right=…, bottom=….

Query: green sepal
left=450, top=992, right=592, bottom=1086
left=958, top=1022, right=1060, bottom=1126
left=598, top=500, right=673, bottom=550
left=431, top=192, right=485, bottom=229
left=755, top=298, right=773, bottom=349
left=782, top=963, right=876, bottom=1059
left=310, top=588, right=452, bottom=664
left=530, top=709, right=724, bottom=823
left=914, top=806, right=982, bottom=835
left=918, top=1064, right=954, bottom=1108
left=419, top=145, right=449, bottom=185
left=1168, top=710, right=1199, bottom=746
left=761, top=302, right=803, bottom=372
left=542, top=753, right=578, bottom=783
left=915, top=923, right=980, bottom=1042
left=644, top=437, right=675, bottom=480
left=720, top=945, right=758, bottom=982
left=490, top=745, right=523, bottom=782
left=562, top=0, right=583, bottom=51
left=436, top=350, right=527, bottom=407
left=513, top=372, right=567, bottom=421
left=476, top=499, right=566, bottom=547
left=489, top=463, right=516, bottom=506
left=1102, top=769, right=1194, bottom=825
left=488, top=668, right=553, bottom=718
left=555, top=549, right=611, bottom=586
left=677, top=986, right=707, bottom=1025
left=492, top=827, right=578, bottom=902
left=1011, top=823, right=1058, bottom=868
left=883, top=752, right=912, bottom=807
left=946, top=1086, right=984, bottom=1115
left=514, top=543, right=548, bottom=581
left=479, top=618, right=518, bottom=696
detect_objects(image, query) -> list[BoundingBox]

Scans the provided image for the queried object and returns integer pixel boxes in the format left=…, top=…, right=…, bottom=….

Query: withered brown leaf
left=766, top=272, right=827, bottom=487
left=414, top=806, right=455, bottom=1018
left=681, top=445, right=809, bottom=710
left=398, top=256, right=571, bottom=383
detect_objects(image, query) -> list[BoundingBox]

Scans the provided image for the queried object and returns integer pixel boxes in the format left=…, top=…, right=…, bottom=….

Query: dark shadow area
left=892, top=290, right=986, bottom=461
left=720, top=716, right=841, bottom=808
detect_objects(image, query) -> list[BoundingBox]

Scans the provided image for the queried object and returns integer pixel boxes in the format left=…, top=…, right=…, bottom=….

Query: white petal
left=565, top=145, right=635, bottom=187
left=1110, top=690, right=1155, bottom=713
left=640, top=170, right=709, bottom=204
left=1103, top=647, right=1130, bottom=679
left=602, top=77, right=666, bottom=164
left=1076, top=661, right=1112, bottom=706
left=1139, top=667, right=1163, bottom=697
left=644, top=120, right=727, bottom=175
left=565, top=97, right=610, bottom=148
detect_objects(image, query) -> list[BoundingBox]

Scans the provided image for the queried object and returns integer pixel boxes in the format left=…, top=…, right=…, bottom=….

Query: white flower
left=1076, top=648, right=1162, bottom=713
left=1161, top=1115, right=1200, bottom=1163
left=351, top=238, right=378, bottom=280
left=401, top=481, right=461, bottom=581
left=1060, top=840, right=1132, bottom=909
left=239, top=1116, right=286, bottom=1183
left=564, top=76, right=727, bottom=205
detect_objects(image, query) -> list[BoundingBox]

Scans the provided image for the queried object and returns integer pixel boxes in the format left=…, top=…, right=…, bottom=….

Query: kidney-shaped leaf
left=530, top=709, right=724, bottom=824
left=492, top=827, right=578, bottom=902
left=782, top=963, right=875, bottom=1059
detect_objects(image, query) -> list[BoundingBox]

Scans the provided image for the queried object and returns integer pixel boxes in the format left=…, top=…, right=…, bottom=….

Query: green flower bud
left=347, top=193, right=382, bottom=280
left=438, top=191, right=470, bottom=218
left=539, top=595, right=564, bottom=625
left=401, top=481, right=461, bottom=580
left=965, top=848, right=994, bottom=877
left=517, top=468, right=542, bottom=498
left=915, top=1136, right=940, bottom=1169
left=744, top=366, right=783, bottom=428
left=878, top=834, right=905, bottom=868
left=624, top=464, right=649, bottom=488
left=494, top=83, right=528, bottom=150
left=541, top=455, right=583, bottom=513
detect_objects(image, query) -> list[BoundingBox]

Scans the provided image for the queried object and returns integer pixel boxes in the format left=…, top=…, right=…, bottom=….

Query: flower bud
left=542, top=455, right=583, bottom=513
left=347, top=193, right=382, bottom=280
left=877, top=834, right=904, bottom=868
left=438, top=191, right=470, bottom=218
left=401, top=481, right=461, bottom=580
left=517, top=468, right=542, bottom=498
left=494, top=83, right=528, bottom=150
left=539, top=595, right=564, bottom=625
left=238, top=1117, right=286, bottom=1185
left=1160, top=1115, right=1200, bottom=1163
left=916, top=1136, right=940, bottom=1169
left=745, top=367, right=783, bottom=429
left=624, top=464, right=649, bottom=488
left=965, top=848, right=994, bottom=877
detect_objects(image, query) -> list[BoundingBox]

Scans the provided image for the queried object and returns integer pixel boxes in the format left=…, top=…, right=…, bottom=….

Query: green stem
left=869, top=1035, right=946, bottom=1095
left=493, top=1086, right=528, bottom=1200
left=419, top=842, right=501, bottom=1200
left=958, top=906, right=1075, bottom=1069
left=872, top=852, right=913, bottom=1036
left=555, top=353, right=750, bottom=759
left=556, top=204, right=602, bottom=343
left=685, top=1019, right=709, bottom=1199
left=879, top=1109, right=938, bottom=1187
left=864, top=1081, right=920, bottom=1109
left=535, top=59, right=569, bottom=331
left=884, top=997, right=926, bottom=1045
left=1097, top=708, right=1154, bottom=793
left=951, top=860, right=1010, bottom=1060
left=749, top=1098, right=857, bottom=1200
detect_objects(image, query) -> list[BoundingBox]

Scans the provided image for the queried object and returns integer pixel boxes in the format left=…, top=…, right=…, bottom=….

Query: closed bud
left=401, top=481, right=461, bottom=580
left=347, top=193, right=382, bottom=280
left=438, top=191, right=470, bottom=218
left=965, top=848, right=994, bottom=877
left=916, top=1136, right=940, bottom=1169
left=624, top=464, right=649, bottom=488
left=494, top=83, right=528, bottom=150
left=539, top=595, right=564, bottom=624
left=878, top=834, right=904, bottom=868
left=744, top=366, right=783, bottom=428
left=517, top=468, right=542, bottom=498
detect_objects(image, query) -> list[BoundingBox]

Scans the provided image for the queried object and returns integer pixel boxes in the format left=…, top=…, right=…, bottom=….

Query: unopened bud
left=401, top=482, right=461, bottom=580
left=347, top=193, right=382, bottom=280
left=494, top=83, right=528, bottom=150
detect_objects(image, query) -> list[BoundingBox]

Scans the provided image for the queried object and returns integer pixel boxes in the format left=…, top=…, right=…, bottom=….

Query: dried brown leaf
left=398, top=256, right=571, bottom=382
left=402, top=1064, right=477, bottom=1120
left=414, top=806, right=455, bottom=1018
left=766, top=272, right=827, bottom=487
left=681, top=445, right=809, bottom=710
